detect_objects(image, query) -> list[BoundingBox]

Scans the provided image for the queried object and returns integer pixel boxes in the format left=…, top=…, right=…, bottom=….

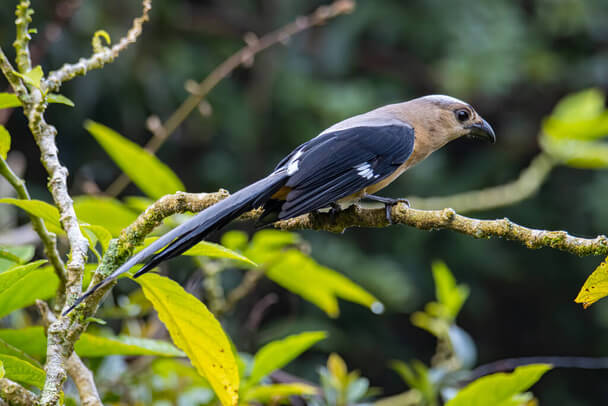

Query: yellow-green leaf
left=446, top=364, right=552, bottom=406
left=74, top=196, right=138, bottom=236
left=19, top=66, right=44, bottom=89
left=0, top=260, right=59, bottom=317
left=47, top=93, right=75, bottom=107
left=575, top=258, right=608, bottom=308
left=265, top=250, right=381, bottom=317
left=75, top=334, right=185, bottom=357
left=551, top=88, right=605, bottom=121
left=85, top=120, right=185, bottom=199
left=432, top=261, right=469, bottom=320
left=0, top=361, right=4, bottom=379
left=248, top=331, right=326, bottom=387
left=0, top=327, right=46, bottom=359
left=0, top=93, right=22, bottom=109
left=0, top=125, right=10, bottom=159
left=140, top=237, right=256, bottom=267
left=0, top=198, right=63, bottom=235
left=242, top=383, right=317, bottom=403
left=138, top=274, right=239, bottom=406
left=80, top=224, right=112, bottom=252
left=0, top=354, right=45, bottom=388
left=0, top=245, right=34, bottom=272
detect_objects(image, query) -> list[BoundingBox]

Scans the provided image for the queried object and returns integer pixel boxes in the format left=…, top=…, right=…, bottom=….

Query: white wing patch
left=286, top=149, right=303, bottom=175
left=354, top=162, right=379, bottom=180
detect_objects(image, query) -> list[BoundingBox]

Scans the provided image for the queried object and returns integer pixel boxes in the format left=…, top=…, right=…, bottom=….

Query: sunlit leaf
left=0, top=354, right=45, bottom=388
left=47, top=93, right=75, bottom=107
left=0, top=125, right=10, bottom=159
left=539, top=137, right=608, bottom=168
left=0, top=93, right=21, bottom=109
left=138, top=274, right=239, bottom=406
left=264, top=250, right=381, bottom=318
left=19, top=66, right=43, bottom=89
left=575, top=258, right=608, bottom=308
left=80, top=224, right=112, bottom=253
left=85, top=120, right=185, bottom=199
left=551, top=88, right=605, bottom=122
left=0, top=336, right=42, bottom=367
left=0, top=260, right=59, bottom=317
left=242, top=383, right=317, bottom=403
left=432, top=261, right=469, bottom=320
left=0, top=327, right=46, bottom=359
left=0, top=198, right=63, bottom=234
left=74, top=196, right=138, bottom=236
left=0, top=245, right=34, bottom=272
left=140, top=237, right=256, bottom=267
left=248, top=331, right=326, bottom=387
left=75, top=334, right=185, bottom=357
left=446, top=364, right=552, bottom=406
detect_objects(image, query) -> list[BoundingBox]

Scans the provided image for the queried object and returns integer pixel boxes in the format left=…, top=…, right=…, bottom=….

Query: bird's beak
left=466, top=119, right=496, bottom=143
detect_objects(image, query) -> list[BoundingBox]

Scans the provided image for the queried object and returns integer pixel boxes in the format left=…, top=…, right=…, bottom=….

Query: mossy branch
left=0, top=378, right=37, bottom=406
left=13, top=0, right=33, bottom=73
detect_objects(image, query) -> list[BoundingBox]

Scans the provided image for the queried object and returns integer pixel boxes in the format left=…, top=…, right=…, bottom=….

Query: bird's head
left=403, top=94, right=496, bottom=148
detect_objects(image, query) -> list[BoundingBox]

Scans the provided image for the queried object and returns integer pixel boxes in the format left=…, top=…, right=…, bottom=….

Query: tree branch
left=105, top=0, right=356, bottom=196
left=408, top=153, right=557, bottom=213
left=0, top=378, right=37, bottom=406
left=13, top=0, right=33, bottom=73
left=43, top=0, right=151, bottom=92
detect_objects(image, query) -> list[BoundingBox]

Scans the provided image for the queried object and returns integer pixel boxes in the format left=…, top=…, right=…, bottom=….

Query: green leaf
left=74, top=196, right=138, bottom=236
left=0, top=125, right=10, bottom=159
left=0, top=93, right=22, bottom=109
left=248, top=331, right=326, bottom=387
left=264, top=250, right=381, bottom=317
left=539, top=136, right=608, bottom=168
left=47, top=93, right=75, bottom=107
left=75, top=334, right=185, bottom=357
left=390, top=360, right=434, bottom=401
left=446, top=364, right=552, bottom=406
left=0, top=354, right=45, bottom=388
left=123, top=196, right=154, bottom=212
left=19, top=66, right=44, bottom=89
left=0, top=198, right=63, bottom=235
left=138, top=274, right=239, bottom=406
left=0, top=327, right=46, bottom=359
left=242, top=383, right=317, bottom=403
left=141, top=237, right=256, bottom=267
left=80, top=224, right=112, bottom=253
left=0, top=361, right=4, bottom=379
left=575, top=257, right=608, bottom=308
left=0, top=245, right=34, bottom=272
left=551, top=88, right=605, bottom=122
left=0, top=336, right=42, bottom=367
left=432, top=261, right=469, bottom=320
left=0, top=260, right=59, bottom=317
left=85, top=120, right=185, bottom=199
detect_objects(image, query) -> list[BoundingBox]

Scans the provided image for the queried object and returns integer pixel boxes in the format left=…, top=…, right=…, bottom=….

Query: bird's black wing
left=273, top=124, right=415, bottom=220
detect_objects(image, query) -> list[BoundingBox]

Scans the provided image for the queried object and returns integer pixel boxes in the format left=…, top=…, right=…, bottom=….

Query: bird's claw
left=363, top=194, right=410, bottom=224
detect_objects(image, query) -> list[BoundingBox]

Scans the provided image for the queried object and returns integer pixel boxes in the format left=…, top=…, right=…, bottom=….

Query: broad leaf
left=0, top=125, right=10, bottom=159
left=242, top=383, right=317, bottom=403
left=19, top=66, right=44, bottom=89
left=0, top=93, right=21, bottom=109
left=248, top=331, right=326, bottom=387
left=0, top=260, right=58, bottom=317
left=446, top=364, right=552, bottom=406
left=0, top=327, right=46, bottom=359
left=75, top=334, right=185, bottom=357
left=74, top=196, right=138, bottom=236
left=575, top=258, right=608, bottom=308
left=80, top=224, right=112, bottom=253
left=85, top=120, right=185, bottom=199
left=0, top=198, right=63, bottom=234
left=0, top=245, right=35, bottom=272
left=138, top=274, right=239, bottom=406
left=47, top=93, right=75, bottom=107
left=0, top=337, right=42, bottom=367
left=141, top=237, right=256, bottom=267
left=0, top=354, right=45, bottom=388
left=265, top=250, right=381, bottom=318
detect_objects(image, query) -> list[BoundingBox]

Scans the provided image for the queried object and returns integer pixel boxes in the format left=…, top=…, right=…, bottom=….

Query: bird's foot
left=363, top=194, right=410, bottom=224
left=329, top=202, right=342, bottom=223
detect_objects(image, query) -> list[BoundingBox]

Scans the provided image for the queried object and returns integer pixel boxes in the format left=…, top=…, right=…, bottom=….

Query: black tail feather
left=63, top=172, right=287, bottom=315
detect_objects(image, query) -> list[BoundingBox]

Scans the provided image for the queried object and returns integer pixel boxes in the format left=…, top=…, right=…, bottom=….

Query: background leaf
left=47, top=93, right=75, bottom=107
left=74, top=196, right=139, bottom=236
left=0, top=245, right=34, bottom=272
left=138, top=273, right=239, bottom=406
left=75, top=334, right=185, bottom=357
left=0, top=125, right=10, bottom=159
left=242, top=383, right=317, bottom=403
left=0, top=260, right=58, bottom=318
left=85, top=120, right=185, bottom=199
left=446, top=364, right=552, bottom=406
left=0, top=198, right=63, bottom=234
left=248, top=331, right=326, bottom=387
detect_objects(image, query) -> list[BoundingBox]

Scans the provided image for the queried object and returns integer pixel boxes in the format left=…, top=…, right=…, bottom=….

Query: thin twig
left=408, top=153, right=557, bottom=212
left=13, top=0, right=33, bottom=73
left=0, top=156, right=67, bottom=288
left=105, top=0, right=356, bottom=196
left=0, top=378, right=37, bottom=406
left=43, top=0, right=152, bottom=92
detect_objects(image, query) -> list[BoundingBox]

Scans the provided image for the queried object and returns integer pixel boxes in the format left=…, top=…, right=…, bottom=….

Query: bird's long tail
left=63, top=171, right=287, bottom=315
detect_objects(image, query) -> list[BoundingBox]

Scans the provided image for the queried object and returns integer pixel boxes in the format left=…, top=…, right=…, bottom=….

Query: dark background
left=2, top=0, right=608, bottom=404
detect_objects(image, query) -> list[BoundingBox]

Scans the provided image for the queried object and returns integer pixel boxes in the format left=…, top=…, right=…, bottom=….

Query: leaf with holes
left=575, top=258, right=608, bottom=308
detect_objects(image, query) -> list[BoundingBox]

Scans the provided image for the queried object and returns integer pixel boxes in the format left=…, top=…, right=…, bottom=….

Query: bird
left=64, top=94, right=495, bottom=315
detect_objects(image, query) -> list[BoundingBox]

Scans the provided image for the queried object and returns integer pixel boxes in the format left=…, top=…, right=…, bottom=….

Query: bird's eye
left=455, top=109, right=470, bottom=122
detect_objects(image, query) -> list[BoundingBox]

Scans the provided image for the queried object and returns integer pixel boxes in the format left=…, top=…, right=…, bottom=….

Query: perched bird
left=64, top=95, right=495, bottom=315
